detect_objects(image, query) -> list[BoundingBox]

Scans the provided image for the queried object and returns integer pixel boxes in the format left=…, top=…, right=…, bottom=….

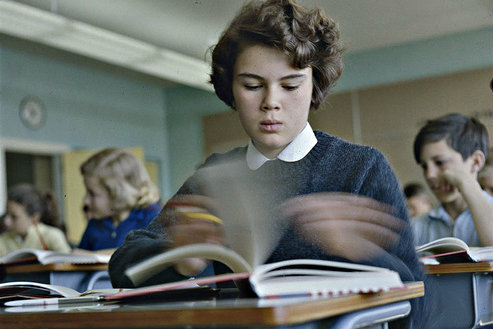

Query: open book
left=416, top=237, right=493, bottom=264
left=0, top=249, right=111, bottom=265
left=0, top=243, right=404, bottom=305
left=124, top=243, right=404, bottom=298
left=0, top=278, right=222, bottom=307
left=192, top=159, right=289, bottom=268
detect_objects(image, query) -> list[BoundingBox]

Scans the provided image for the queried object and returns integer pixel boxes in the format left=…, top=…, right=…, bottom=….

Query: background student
left=411, top=113, right=493, bottom=247
left=403, top=182, right=433, bottom=218
left=75, top=148, right=161, bottom=252
left=0, top=183, right=71, bottom=256
left=109, top=1, right=427, bottom=327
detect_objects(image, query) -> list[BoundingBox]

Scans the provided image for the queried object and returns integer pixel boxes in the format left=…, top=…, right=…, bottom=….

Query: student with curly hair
left=110, top=1, right=427, bottom=327
left=77, top=148, right=161, bottom=251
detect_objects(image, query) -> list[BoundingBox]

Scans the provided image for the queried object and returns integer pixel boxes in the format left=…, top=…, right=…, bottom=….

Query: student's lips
left=259, top=121, right=282, bottom=132
left=430, top=184, right=453, bottom=193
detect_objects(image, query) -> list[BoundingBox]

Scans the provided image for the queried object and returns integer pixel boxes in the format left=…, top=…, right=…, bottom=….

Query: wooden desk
left=0, top=282, right=423, bottom=329
left=425, top=261, right=493, bottom=274
left=424, top=262, right=493, bottom=329
left=1, top=263, right=111, bottom=292
left=4, top=263, right=108, bottom=274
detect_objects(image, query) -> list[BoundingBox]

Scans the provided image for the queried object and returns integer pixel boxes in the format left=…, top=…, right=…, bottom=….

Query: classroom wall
left=0, top=38, right=171, bottom=198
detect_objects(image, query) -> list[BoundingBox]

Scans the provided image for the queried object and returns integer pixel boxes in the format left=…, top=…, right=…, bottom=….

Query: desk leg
left=50, top=271, right=88, bottom=292
left=472, top=272, right=493, bottom=328
left=426, top=273, right=475, bottom=329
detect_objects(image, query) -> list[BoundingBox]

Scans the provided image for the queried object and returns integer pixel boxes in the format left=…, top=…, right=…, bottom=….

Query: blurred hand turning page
left=193, top=158, right=289, bottom=268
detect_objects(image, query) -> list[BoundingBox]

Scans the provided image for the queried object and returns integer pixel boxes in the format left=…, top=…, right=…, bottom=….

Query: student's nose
left=3, top=214, right=13, bottom=229
left=261, top=87, right=281, bottom=111
left=424, top=164, right=439, bottom=180
left=82, top=194, right=90, bottom=207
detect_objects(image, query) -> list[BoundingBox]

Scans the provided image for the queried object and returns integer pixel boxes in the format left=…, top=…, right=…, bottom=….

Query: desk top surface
left=424, top=261, right=493, bottom=274
left=4, top=263, right=108, bottom=273
left=0, top=281, right=423, bottom=329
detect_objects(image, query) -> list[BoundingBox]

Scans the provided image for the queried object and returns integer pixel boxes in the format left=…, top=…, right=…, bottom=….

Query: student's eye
left=244, top=84, right=261, bottom=91
left=283, top=85, right=299, bottom=91
left=435, top=160, right=446, bottom=167
left=420, top=164, right=427, bottom=171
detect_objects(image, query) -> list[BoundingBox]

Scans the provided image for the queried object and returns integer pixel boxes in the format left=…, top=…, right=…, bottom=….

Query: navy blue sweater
left=109, top=131, right=428, bottom=328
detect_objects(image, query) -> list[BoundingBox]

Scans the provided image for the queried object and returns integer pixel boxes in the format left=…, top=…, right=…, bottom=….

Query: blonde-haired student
left=77, top=148, right=161, bottom=251
left=0, top=184, right=71, bottom=256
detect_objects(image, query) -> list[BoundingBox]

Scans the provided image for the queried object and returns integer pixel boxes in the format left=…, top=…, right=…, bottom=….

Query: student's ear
left=470, top=150, right=486, bottom=174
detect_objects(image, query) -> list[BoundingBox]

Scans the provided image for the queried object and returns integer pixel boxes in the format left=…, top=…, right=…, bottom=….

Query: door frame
left=0, top=137, right=70, bottom=214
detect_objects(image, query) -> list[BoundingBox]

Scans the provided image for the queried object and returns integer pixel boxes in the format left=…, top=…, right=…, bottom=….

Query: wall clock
left=19, top=96, right=46, bottom=130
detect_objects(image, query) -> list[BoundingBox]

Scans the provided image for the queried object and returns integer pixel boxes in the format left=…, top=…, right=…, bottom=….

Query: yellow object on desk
left=182, top=212, right=224, bottom=225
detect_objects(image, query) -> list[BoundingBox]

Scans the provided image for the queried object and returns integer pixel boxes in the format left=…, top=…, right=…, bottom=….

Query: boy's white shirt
left=246, top=122, right=317, bottom=170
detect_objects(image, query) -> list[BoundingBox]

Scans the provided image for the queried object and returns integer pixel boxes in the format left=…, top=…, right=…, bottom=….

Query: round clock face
left=19, top=97, right=46, bottom=129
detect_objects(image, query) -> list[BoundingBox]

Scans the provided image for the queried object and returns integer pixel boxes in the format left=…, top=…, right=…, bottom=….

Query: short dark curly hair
left=413, top=113, right=489, bottom=164
left=210, top=0, right=344, bottom=110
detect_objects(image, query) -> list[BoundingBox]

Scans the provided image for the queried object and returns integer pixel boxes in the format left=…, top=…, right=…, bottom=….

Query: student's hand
left=161, top=194, right=227, bottom=276
left=440, top=168, right=477, bottom=192
left=280, top=193, right=405, bottom=262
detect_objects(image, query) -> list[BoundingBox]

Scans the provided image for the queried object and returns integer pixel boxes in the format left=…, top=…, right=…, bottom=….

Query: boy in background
left=403, top=182, right=433, bottom=218
left=412, top=113, right=493, bottom=246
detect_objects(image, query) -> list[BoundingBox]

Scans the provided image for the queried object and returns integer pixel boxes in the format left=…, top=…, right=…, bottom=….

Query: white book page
left=469, top=246, right=493, bottom=261
left=0, top=248, right=111, bottom=265
left=0, top=281, right=81, bottom=297
left=195, top=159, right=288, bottom=268
left=415, top=237, right=469, bottom=254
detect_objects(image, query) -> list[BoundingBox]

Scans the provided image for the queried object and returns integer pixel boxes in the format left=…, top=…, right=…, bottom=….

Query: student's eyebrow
left=236, top=73, right=307, bottom=80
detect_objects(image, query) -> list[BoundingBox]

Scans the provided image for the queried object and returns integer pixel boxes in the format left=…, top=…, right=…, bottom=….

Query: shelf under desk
left=0, top=281, right=424, bottom=329
left=423, top=262, right=493, bottom=329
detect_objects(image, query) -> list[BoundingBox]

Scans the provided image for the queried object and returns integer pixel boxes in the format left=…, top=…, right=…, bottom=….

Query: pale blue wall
left=166, top=27, right=493, bottom=194
left=165, top=87, right=226, bottom=194
left=0, top=44, right=171, bottom=197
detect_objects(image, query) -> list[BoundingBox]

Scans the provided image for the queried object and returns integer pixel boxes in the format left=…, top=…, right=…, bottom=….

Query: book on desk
left=0, top=242, right=405, bottom=307
left=416, top=237, right=493, bottom=264
left=0, top=249, right=111, bottom=266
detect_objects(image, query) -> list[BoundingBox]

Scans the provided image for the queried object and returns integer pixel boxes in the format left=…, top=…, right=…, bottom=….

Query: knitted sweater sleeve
left=355, top=149, right=429, bottom=329
left=356, top=150, right=422, bottom=280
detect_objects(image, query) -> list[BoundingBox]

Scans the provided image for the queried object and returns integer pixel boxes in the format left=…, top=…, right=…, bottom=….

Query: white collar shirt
left=246, top=122, right=317, bottom=170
